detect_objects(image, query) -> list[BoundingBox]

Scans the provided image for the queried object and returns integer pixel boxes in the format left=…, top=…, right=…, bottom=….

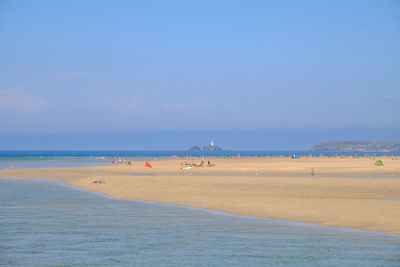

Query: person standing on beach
left=311, top=168, right=315, bottom=176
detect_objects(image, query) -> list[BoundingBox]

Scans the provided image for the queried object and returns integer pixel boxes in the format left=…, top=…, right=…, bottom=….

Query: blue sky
left=0, top=0, right=399, bottom=149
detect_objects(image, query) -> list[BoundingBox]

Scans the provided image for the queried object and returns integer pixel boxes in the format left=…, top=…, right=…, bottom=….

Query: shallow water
left=0, top=156, right=110, bottom=169
left=0, top=178, right=399, bottom=266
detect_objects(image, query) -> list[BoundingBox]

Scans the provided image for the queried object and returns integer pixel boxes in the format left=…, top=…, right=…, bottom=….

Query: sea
left=0, top=151, right=400, bottom=266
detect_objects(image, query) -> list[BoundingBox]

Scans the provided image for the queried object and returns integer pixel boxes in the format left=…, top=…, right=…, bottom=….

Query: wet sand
left=1, top=157, right=400, bottom=234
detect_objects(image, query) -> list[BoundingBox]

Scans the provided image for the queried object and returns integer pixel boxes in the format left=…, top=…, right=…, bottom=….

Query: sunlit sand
left=1, top=157, right=400, bottom=234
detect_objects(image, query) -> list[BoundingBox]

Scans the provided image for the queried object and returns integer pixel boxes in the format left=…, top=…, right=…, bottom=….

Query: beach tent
left=374, top=160, right=384, bottom=166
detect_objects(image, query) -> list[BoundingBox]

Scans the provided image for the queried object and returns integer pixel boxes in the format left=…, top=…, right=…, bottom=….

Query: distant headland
left=311, top=141, right=400, bottom=152
left=189, top=141, right=226, bottom=151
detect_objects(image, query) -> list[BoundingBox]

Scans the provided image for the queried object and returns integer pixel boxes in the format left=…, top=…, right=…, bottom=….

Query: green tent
left=375, top=160, right=384, bottom=166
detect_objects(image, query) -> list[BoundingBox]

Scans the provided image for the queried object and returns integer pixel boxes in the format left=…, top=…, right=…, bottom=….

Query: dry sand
left=1, top=157, right=400, bottom=234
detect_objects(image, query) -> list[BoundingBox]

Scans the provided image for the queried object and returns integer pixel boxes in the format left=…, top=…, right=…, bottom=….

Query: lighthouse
left=203, top=140, right=222, bottom=151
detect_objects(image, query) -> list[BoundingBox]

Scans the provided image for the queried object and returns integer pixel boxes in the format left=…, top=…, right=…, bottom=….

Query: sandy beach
left=1, top=157, right=400, bottom=234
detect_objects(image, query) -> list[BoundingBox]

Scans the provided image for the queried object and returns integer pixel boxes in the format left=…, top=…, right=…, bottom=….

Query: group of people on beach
left=112, top=157, right=131, bottom=166
left=93, top=178, right=105, bottom=184
left=180, top=158, right=215, bottom=170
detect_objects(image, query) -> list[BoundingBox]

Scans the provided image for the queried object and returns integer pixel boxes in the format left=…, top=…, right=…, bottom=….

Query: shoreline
left=1, top=157, right=399, bottom=235
left=2, top=176, right=398, bottom=238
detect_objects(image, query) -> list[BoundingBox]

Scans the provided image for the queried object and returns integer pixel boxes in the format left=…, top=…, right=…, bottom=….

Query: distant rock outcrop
left=188, top=141, right=227, bottom=151
left=310, top=141, right=400, bottom=152
left=203, top=144, right=223, bottom=151
left=203, top=140, right=224, bottom=151
left=189, top=146, right=202, bottom=151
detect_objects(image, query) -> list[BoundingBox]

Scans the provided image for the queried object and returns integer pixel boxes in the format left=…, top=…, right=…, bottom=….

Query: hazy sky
left=0, top=0, right=399, bottom=149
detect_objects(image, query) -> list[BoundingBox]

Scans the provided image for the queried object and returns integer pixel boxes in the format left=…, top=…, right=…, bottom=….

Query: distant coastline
left=311, top=141, right=400, bottom=152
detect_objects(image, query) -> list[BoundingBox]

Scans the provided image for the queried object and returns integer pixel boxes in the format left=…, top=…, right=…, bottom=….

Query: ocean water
left=0, top=178, right=399, bottom=266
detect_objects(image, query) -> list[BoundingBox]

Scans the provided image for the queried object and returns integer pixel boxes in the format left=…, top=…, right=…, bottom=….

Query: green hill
left=310, top=141, right=400, bottom=152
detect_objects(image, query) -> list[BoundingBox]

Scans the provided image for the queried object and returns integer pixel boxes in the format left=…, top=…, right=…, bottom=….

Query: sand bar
left=1, top=157, right=400, bottom=234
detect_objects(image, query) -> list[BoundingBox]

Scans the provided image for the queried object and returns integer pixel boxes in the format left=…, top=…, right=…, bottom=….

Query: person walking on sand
left=311, top=168, right=315, bottom=177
